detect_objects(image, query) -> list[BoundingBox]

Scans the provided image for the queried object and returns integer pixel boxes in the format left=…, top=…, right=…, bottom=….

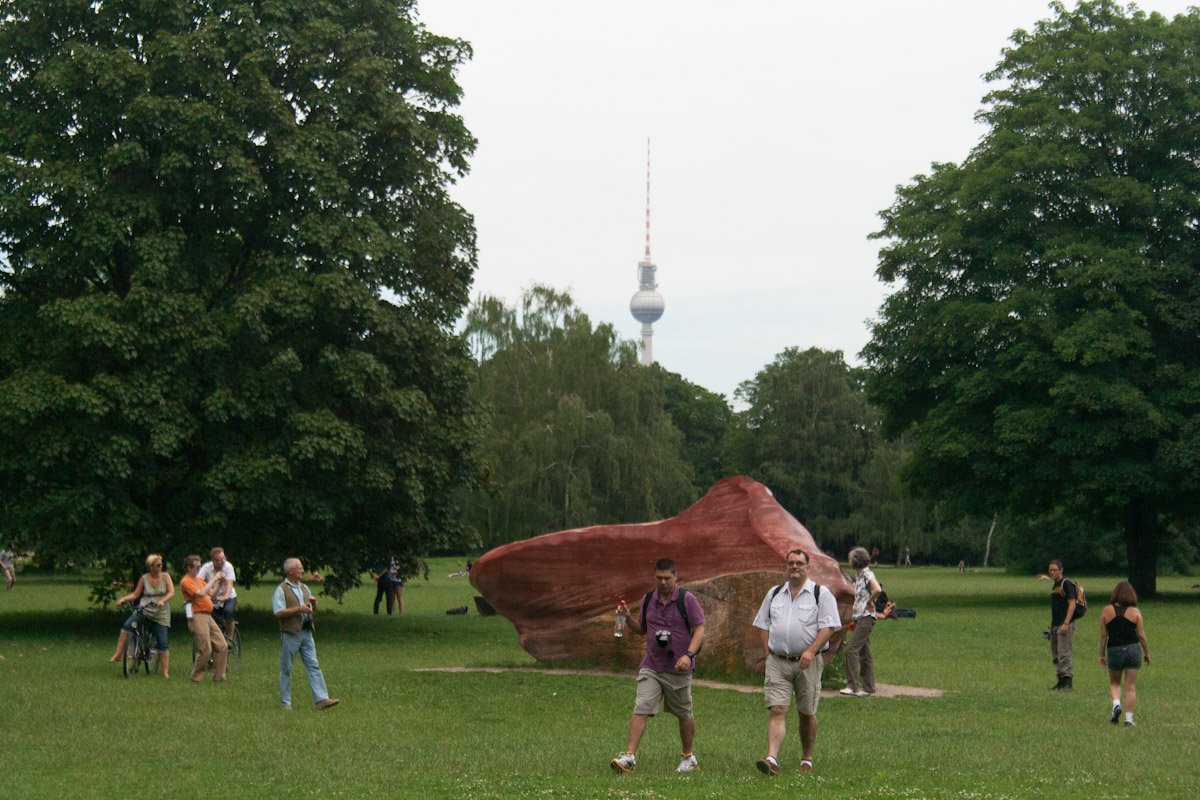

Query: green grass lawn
left=1, top=560, right=1197, bottom=799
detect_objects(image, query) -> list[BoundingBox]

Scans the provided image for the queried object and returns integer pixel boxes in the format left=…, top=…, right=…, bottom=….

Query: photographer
left=272, top=558, right=339, bottom=711
left=609, top=558, right=705, bottom=775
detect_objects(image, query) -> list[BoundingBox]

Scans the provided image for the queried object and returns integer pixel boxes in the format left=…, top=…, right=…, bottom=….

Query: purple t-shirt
left=639, top=587, right=705, bottom=673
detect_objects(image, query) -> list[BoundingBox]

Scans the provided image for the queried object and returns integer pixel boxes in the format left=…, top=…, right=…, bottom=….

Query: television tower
left=629, top=138, right=664, bottom=366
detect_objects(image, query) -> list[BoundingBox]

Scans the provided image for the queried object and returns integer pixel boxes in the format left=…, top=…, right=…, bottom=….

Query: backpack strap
left=643, top=589, right=695, bottom=632
left=676, top=589, right=692, bottom=633
left=767, top=583, right=786, bottom=623
left=767, top=582, right=822, bottom=622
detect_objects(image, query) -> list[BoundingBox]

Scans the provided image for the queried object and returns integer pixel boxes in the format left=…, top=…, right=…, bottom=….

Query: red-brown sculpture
left=470, top=476, right=852, bottom=672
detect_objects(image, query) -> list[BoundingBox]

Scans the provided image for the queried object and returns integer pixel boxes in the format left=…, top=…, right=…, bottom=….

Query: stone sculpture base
left=470, top=476, right=852, bottom=673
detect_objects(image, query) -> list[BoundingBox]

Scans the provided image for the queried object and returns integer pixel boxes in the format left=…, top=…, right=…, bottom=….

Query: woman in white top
left=841, top=546, right=894, bottom=697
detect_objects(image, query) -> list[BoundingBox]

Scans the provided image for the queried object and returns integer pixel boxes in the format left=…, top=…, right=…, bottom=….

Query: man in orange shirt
left=181, top=554, right=229, bottom=682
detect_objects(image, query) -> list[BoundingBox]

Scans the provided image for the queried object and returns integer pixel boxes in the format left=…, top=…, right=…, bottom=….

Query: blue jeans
left=279, top=630, right=329, bottom=707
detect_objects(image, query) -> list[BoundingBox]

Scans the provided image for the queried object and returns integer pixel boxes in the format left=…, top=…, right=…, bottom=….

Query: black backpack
left=1055, top=578, right=1087, bottom=619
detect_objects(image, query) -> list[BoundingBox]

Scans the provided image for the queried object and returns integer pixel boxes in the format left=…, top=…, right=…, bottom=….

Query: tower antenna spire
left=644, top=137, right=652, bottom=260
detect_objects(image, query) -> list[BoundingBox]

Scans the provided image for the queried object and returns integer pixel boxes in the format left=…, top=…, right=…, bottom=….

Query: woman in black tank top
left=1098, top=581, right=1151, bottom=727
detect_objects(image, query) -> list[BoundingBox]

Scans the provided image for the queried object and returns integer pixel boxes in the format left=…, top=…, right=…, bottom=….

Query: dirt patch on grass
left=414, top=666, right=941, bottom=698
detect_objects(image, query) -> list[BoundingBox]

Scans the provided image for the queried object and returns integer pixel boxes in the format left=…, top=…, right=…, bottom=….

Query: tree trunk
left=1123, top=502, right=1159, bottom=598
left=983, top=512, right=997, bottom=568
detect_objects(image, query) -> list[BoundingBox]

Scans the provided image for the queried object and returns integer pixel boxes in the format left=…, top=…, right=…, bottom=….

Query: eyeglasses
left=150, top=562, right=162, bottom=567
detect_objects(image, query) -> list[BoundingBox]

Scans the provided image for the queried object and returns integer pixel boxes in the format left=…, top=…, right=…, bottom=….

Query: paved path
left=414, top=666, right=942, bottom=698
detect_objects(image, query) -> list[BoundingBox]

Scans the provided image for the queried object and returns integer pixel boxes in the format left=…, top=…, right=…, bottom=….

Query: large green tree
left=725, top=347, right=874, bottom=543
left=864, top=0, right=1200, bottom=595
left=659, top=368, right=735, bottom=493
left=0, top=0, right=480, bottom=596
left=462, top=286, right=696, bottom=548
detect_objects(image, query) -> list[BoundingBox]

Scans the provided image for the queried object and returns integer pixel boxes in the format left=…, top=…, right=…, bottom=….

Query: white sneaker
left=855, top=690, right=874, bottom=697
left=610, top=753, right=636, bottom=773
left=839, top=686, right=856, bottom=696
left=676, top=754, right=699, bottom=773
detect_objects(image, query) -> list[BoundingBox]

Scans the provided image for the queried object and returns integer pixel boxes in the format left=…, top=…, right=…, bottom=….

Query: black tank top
left=1106, top=605, right=1138, bottom=648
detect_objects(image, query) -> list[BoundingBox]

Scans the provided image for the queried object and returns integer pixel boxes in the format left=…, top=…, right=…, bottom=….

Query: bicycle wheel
left=139, top=627, right=154, bottom=675
left=122, top=629, right=138, bottom=678
left=226, top=623, right=241, bottom=673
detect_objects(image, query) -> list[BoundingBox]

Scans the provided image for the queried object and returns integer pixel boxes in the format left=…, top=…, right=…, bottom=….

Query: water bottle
left=614, top=604, right=627, bottom=639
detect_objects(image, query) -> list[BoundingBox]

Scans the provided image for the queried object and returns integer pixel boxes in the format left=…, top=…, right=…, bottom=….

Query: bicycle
left=121, top=604, right=161, bottom=678
left=193, top=601, right=241, bottom=673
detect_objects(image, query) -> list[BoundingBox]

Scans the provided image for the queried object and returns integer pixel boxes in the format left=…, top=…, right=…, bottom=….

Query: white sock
left=1112, top=699, right=1121, bottom=709
left=1125, top=711, right=1134, bottom=723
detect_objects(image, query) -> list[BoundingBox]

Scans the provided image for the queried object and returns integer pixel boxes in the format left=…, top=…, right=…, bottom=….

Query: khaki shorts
left=633, top=667, right=694, bottom=719
left=764, top=654, right=823, bottom=715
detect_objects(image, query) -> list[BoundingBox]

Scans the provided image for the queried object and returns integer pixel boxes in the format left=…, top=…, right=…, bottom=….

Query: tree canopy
left=0, top=0, right=480, bottom=597
left=725, top=347, right=874, bottom=540
left=864, top=0, right=1200, bottom=594
left=462, top=287, right=696, bottom=549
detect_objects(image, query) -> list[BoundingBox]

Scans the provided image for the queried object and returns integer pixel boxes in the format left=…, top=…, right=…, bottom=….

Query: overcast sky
left=418, top=1, right=1194, bottom=400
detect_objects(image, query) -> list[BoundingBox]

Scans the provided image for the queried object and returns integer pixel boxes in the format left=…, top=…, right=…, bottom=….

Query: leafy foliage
left=462, top=287, right=696, bottom=548
left=0, top=0, right=481, bottom=598
left=864, top=1, right=1200, bottom=594
left=725, top=347, right=874, bottom=538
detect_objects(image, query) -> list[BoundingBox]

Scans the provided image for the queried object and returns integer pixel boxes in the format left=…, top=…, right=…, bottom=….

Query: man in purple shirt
left=610, top=558, right=706, bottom=775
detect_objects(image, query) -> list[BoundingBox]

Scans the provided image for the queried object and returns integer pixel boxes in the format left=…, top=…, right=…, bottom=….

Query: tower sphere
left=630, top=289, right=664, bottom=323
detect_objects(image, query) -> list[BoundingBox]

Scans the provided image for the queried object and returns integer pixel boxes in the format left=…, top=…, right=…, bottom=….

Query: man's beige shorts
left=764, top=654, right=824, bottom=715
left=633, top=667, right=694, bottom=719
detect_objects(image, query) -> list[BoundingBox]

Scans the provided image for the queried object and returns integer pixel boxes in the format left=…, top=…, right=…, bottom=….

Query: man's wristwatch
left=685, top=651, right=696, bottom=660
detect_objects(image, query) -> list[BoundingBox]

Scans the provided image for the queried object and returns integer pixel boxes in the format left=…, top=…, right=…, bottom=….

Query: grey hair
left=848, top=547, right=871, bottom=569
left=283, top=557, right=301, bottom=573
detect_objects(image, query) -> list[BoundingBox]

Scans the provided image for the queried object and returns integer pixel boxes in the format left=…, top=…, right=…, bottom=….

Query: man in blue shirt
left=610, top=558, right=706, bottom=775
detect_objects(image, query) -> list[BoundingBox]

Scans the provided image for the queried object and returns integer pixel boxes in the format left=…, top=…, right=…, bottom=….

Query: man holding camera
left=198, top=546, right=237, bottom=640
left=610, top=558, right=706, bottom=775
left=273, top=557, right=339, bottom=710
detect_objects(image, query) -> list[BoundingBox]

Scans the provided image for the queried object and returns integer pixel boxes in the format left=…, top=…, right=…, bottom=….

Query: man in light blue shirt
left=751, top=548, right=840, bottom=775
left=272, top=557, right=339, bottom=710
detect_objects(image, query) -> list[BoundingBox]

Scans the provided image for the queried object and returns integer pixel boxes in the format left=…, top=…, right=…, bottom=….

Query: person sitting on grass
left=109, top=553, right=174, bottom=678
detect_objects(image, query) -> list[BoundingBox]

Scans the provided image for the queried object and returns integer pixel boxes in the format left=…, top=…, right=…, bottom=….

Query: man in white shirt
left=751, top=548, right=841, bottom=776
left=199, top=547, right=237, bottom=640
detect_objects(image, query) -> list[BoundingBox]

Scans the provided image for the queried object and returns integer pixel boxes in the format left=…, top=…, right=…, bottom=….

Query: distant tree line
left=461, top=288, right=989, bottom=567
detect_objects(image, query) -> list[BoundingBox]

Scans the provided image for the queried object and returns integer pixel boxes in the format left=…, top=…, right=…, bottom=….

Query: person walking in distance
left=272, top=558, right=339, bottom=711
left=1099, top=581, right=1151, bottom=726
left=840, top=547, right=895, bottom=698
left=752, top=549, right=841, bottom=775
left=609, top=558, right=706, bottom=775
left=1047, top=560, right=1079, bottom=691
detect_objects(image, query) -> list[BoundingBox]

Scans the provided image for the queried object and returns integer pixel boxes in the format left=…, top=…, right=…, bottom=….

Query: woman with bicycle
left=181, top=555, right=229, bottom=682
left=109, top=553, right=175, bottom=678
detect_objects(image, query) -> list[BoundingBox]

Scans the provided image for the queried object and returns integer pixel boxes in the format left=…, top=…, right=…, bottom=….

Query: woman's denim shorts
left=1106, top=643, right=1142, bottom=671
